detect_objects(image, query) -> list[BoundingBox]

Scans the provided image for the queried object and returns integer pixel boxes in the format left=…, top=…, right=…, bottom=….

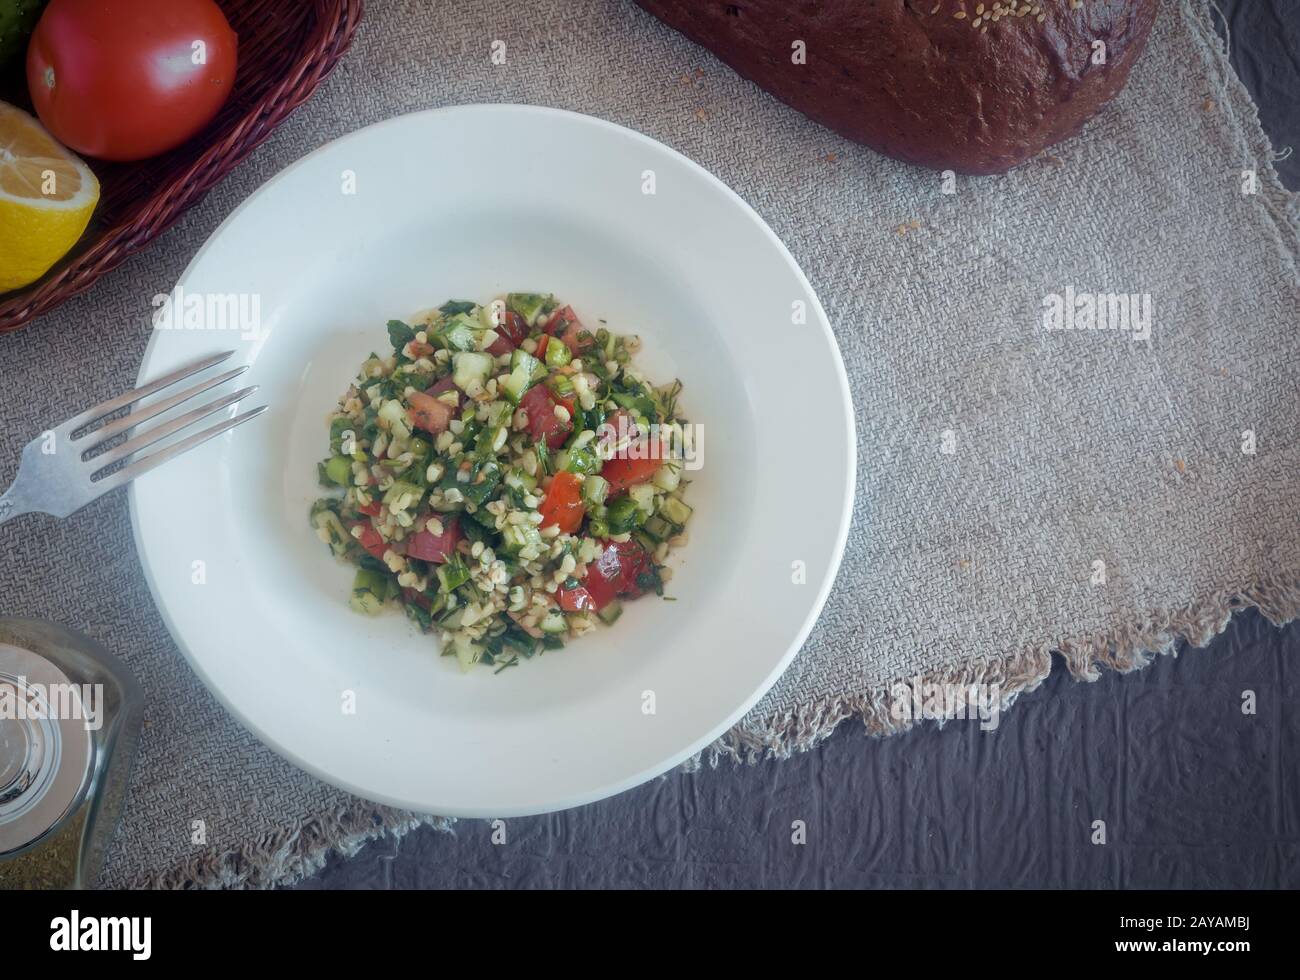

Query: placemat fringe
left=127, top=804, right=452, bottom=890
left=692, top=569, right=1300, bottom=767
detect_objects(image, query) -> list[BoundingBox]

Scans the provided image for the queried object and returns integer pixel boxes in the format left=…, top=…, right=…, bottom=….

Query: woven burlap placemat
left=0, top=0, right=1296, bottom=888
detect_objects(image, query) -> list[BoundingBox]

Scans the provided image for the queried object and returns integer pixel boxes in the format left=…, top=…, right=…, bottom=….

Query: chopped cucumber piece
left=581, top=474, right=609, bottom=507
left=505, top=467, right=538, bottom=494
left=632, top=530, right=659, bottom=555
left=377, top=397, right=410, bottom=435
left=452, top=633, right=483, bottom=671
left=538, top=610, right=567, bottom=634
left=548, top=373, right=575, bottom=399
left=659, top=496, right=693, bottom=527
left=486, top=399, right=514, bottom=428
left=323, top=455, right=352, bottom=486
left=452, top=351, right=493, bottom=392
left=437, top=554, right=471, bottom=593
left=436, top=312, right=482, bottom=351
left=606, top=495, right=646, bottom=534
left=629, top=484, right=656, bottom=515
left=507, top=292, right=553, bottom=326
left=310, top=504, right=350, bottom=556
left=597, top=601, right=624, bottom=625
left=544, top=338, right=572, bottom=368
left=500, top=522, right=545, bottom=556
left=382, top=480, right=424, bottom=513
left=642, top=514, right=674, bottom=541
left=652, top=461, right=681, bottom=493
left=561, top=446, right=600, bottom=475
left=350, top=569, right=391, bottom=614
left=500, top=349, right=545, bottom=403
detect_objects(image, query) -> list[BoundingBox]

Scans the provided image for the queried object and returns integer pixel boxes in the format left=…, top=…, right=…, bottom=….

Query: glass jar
left=0, top=619, right=142, bottom=889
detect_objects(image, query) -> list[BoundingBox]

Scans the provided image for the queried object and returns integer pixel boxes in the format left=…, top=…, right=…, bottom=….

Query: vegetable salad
left=310, top=294, right=693, bottom=671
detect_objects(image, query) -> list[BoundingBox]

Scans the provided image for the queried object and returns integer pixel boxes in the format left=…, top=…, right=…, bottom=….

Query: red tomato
left=27, top=0, right=238, bottom=162
left=519, top=383, right=573, bottom=450
left=545, top=305, right=595, bottom=355
left=557, top=584, right=596, bottom=613
left=406, top=389, right=454, bottom=436
left=351, top=523, right=389, bottom=561
left=402, top=588, right=433, bottom=611
left=357, top=499, right=383, bottom=518
left=538, top=471, right=585, bottom=534
left=405, top=517, right=462, bottom=563
left=534, top=335, right=550, bottom=361
left=601, top=426, right=667, bottom=492
left=582, top=539, right=652, bottom=609
left=486, top=310, right=529, bottom=356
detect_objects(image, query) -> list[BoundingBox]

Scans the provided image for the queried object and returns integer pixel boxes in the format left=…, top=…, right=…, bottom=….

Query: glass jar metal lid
left=0, top=643, right=93, bottom=857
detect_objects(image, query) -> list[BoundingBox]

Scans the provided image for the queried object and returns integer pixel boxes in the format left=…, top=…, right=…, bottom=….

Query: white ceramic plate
left=130, top=106, right=854, bottom=817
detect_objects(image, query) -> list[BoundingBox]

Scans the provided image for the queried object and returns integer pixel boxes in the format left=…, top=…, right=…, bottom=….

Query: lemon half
left=0, top=101, right=99, bottom=293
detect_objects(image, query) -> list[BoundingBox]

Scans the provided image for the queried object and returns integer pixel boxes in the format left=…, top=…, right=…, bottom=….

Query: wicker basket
left=0, top=0, right=364, bottom=334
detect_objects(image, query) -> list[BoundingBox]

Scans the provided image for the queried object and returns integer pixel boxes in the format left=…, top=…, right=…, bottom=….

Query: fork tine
left=77, top=365, right=248, bottom=450
left=88, top=386, right=259, bottom=475
left=92, top=405, right=269, bottom=495
left=64, top=350, right=236, bottom=434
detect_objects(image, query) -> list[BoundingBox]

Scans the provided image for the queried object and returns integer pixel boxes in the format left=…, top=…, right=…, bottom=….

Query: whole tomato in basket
left=26, top=0, right=238, bottom=162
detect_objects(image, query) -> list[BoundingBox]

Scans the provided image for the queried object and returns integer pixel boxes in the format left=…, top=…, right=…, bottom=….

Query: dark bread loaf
left=636, top=0, right=1160, bottom=174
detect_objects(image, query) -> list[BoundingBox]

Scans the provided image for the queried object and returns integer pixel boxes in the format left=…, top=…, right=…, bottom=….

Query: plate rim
left=128, top=103, right=858, bottom=817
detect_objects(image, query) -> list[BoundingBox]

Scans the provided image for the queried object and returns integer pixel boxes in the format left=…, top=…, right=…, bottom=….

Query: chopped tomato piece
left=582, top=539, right=653, bottom=609
left=405, top=516, right=462, bottom=563
left=427, top=375, right=458, bottom=397
left=351, top=523, right=390, bottom=560
left=408, top=340, right=435, bottom=358
left=557, top=583, right=596, bottom=613
left=501, top=310, right=529, bottom=346
left=486, top=310, right=529, bottom=356
left=406, top=389, right=454, bottom=435
left=357, top=499, right=382, bottom=518
left=534, top=335, right=550, bottom=361
left=545, top=305, right=595, bottom=355
left=538, top=470, right=585, bottom=534
left=519, top=382, right=573, bottom=450
left=600, top=427, right=667, bottom=492
left=402, top=588, right=432, bottom=611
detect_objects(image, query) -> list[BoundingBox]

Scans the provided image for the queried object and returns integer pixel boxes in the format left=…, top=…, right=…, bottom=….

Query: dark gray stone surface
left=296, top=0, right=1300, bottom=889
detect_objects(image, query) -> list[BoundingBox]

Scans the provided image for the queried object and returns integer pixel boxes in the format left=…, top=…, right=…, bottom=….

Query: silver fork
left=0, top=351, right=266, bottom=526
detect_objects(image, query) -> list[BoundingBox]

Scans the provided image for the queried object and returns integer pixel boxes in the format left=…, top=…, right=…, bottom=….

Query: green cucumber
left=500, top=522, right=545, bottom=556
left=452, top=633, right=484, bottom=671
left=629, top=484, right=656, bottom=516
left=652, top=461, right=682, bottom=493
left=581, top=474, right=609, bottom=507
left=507, top=292, right=553, bottom=326
left=659, top=496, right=693, bottom=527
left=452, top=351, right=494, bottom=392
left=642, top=514, right=674, bottom=541
left=437, top=554, right=471, bottom=593
left=382, top=480, right=424, bottom=513
left=538, top=610, right=567, bottom=634
left=350, top=569, right=391, bottom=614
left=500, top=349, right=546, bottom=403
left=323, top=455, right=353, bottom=486
left=560, top=446, right=600, bottom=475
left=597, top=601, right=623, bottom=625
left=544, top=338, right=572, bottom=368
left=436, top=313, right=482, bottom=352
left=605, top=495, right=646, bottom=534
